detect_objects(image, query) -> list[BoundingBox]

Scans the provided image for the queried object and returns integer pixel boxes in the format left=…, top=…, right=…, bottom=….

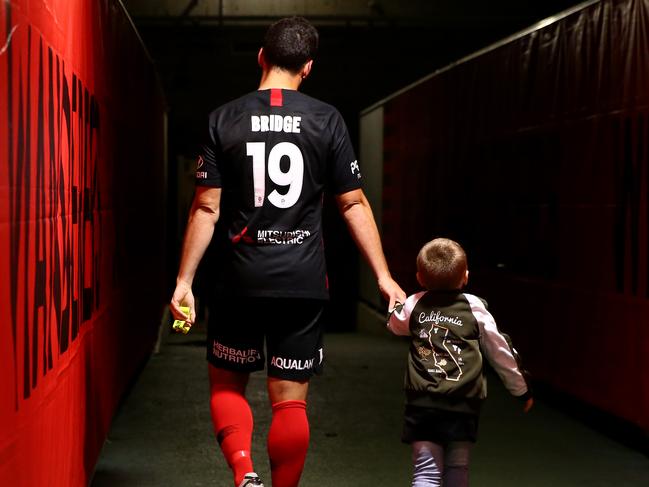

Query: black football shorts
left=402, top=405, right=479, bottom=444
left=206, top=296, right=325, bottom=381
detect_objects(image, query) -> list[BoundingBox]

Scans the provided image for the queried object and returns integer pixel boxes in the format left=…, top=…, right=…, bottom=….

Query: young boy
left=387, top=238, right=533, bottom=487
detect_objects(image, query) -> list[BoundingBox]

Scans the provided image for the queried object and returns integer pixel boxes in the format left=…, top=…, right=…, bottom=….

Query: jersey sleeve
left=387, top=291, right=426, bottom=336
left=195, top=112, right=223, bottom=187
left=327, top=110, right=362, bottom=195
left=464, top=293, right=529, bottom=397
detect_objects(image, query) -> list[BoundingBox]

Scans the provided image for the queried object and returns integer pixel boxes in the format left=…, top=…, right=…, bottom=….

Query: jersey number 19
left=247, top=142, right=304, bottom=209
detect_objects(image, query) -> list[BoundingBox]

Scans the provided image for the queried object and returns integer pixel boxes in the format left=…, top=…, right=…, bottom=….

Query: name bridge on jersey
left=251, top=114, right=302, bottom=133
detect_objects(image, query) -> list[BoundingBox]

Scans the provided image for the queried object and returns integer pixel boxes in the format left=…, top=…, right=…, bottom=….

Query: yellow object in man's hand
left=172, top=306, right=191, bottom=334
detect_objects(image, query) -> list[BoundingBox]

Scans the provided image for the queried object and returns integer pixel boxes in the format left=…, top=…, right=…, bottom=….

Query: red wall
left=380, top=0, right=649, bottom=432
left=0, top=1, right=166, bottom=485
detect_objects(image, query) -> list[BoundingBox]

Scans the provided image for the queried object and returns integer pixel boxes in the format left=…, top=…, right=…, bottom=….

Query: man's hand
left=378, top=276, right=406, bottom=311
left=170, top=187, right=221, bottom=329
left=336, top=189, right=406, bottom=310
left=170, top=280, right=196, bottom=326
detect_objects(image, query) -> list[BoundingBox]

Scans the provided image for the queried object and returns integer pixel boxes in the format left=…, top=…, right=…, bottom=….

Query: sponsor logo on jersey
left=212, top=340, right=261, bottom=364
left=257, top=229, right=311, bottom=245
left=271, top=356, right=314, bottom=371
left=251, top=114, right=301, bottom=133
left=196, top=155, right=207, bottom=178
left=350, top=160, right=360, bottom=179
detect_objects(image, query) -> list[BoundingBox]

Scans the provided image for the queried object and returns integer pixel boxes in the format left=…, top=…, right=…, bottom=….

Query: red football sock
left=267, top=400, right=310, bottom=487
left=210, top=387, right=254, bottom=486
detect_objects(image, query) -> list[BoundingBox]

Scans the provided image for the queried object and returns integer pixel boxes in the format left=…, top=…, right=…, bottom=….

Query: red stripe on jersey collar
left=270, top=88, right=283, bottom=107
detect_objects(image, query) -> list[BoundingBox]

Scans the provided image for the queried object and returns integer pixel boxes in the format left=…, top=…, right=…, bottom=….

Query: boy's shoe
left=238, top=473, right=264, bottom=487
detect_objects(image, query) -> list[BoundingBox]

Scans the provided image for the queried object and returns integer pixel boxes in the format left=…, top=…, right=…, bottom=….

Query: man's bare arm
left=170, top=186, right=222, bottom=324
left=335, top=188, right=406, bottom=309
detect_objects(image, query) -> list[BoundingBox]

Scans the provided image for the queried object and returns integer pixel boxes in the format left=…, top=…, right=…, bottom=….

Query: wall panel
left=0, top=1, right=166, bottom=484
left=364, top=0, right=649, bottom=431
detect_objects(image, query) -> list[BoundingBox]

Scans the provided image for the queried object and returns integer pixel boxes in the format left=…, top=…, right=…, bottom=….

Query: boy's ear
left=416, top=271, right=424, bottom=287
left=463, top=270, right=469, bottom=285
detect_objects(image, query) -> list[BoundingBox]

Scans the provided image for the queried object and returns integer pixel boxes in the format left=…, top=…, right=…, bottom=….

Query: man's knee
left=267, top=377, right=309, bottom=403
left=209, top=364, right=249, bottom=393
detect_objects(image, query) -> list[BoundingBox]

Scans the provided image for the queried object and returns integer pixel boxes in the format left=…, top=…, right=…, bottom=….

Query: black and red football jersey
left=196, top=88, right=362, bottom=299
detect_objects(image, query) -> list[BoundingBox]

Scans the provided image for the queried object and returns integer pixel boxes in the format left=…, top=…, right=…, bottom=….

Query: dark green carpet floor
left=92, top=325, right=649, bottom=486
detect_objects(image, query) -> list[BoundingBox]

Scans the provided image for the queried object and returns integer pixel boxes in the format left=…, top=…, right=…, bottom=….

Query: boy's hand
left=523, top=397, right=534, bottom=413
left=389, top=301, right=404, bottom=315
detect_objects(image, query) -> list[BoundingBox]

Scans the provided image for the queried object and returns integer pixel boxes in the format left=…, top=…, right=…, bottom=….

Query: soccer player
left=169, top=16, right=405, bottom=487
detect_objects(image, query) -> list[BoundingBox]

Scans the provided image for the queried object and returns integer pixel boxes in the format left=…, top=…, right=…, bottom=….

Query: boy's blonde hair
left=416, top=238, right=467, bottom=290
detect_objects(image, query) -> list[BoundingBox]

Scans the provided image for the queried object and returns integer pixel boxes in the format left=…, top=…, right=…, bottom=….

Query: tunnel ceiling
left=121, top=0, right=590, bottom=155
left=123, top=0, right=588, bottom=25
left=124, top=0, right=442, bottom=22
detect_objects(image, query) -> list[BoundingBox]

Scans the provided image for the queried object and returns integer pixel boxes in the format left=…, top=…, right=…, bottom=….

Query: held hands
left=170, top=280, right=196, bottom=332
left=378, top=276, right=407, bottom=311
